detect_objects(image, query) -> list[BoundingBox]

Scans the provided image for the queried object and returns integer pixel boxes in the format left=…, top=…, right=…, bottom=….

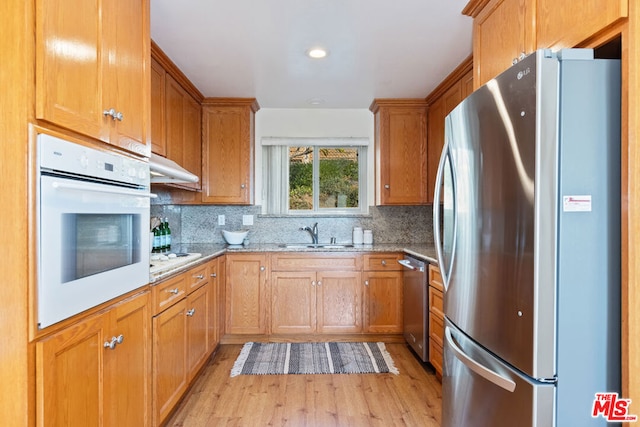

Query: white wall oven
left=37, top=134, right=152, bottom=329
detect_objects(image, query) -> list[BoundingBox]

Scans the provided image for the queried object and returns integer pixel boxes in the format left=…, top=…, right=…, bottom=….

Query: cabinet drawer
left=186, top=264, right=208, bottom=293
left=429, top=285, right=444, bottom=318
left=429, top=312, right=444, bottom=347
left=429, top=264, right=443, bottom=291
left=429, top=338, right=443, bottom=378
left=363, top=253, right=404, bottom=271
left=271, top=253, right=360, bottom=271
left=152, top=274, right=187, bottom=315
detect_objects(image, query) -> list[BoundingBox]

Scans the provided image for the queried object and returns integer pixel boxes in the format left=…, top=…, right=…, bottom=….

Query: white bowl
left=222, top=229, right=249, bottom=245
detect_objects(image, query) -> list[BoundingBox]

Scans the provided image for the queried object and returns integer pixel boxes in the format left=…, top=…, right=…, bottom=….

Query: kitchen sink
left=279, top=243, right=354, bottom=249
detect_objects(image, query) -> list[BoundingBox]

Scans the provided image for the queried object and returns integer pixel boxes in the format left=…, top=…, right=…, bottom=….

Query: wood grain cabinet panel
left=363, top=271, right=403, bottom=333
left=370, top=99, right=428, bottom=205
left=225, top=254, right=268, bottom=334
left=472, top=0, right=535, bottom=87
left=150, top=57, right=167, bottom=156
left=36, top=291, right=150, bottom=427
left=202, top=99, right=260, bottom=204
left=316, top=271, right=363, bottom=334
left=536, top=0, right=627, bottom=50
left=165, top=74, right=202, bottom=191
left=428, top=264, right=444, bottom=379
left=185, top=284, right=210, bottom=381
left=35, top=0, right=149, bottom=156
left=271, top=271, right=317, bottom=334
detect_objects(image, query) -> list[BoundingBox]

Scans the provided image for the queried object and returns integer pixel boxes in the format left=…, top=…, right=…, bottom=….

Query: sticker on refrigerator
left=563, top=195, right=592, bottom=212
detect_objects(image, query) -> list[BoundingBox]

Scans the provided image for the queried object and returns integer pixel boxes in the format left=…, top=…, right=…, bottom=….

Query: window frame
left=262, top=143, right=368, bottom=216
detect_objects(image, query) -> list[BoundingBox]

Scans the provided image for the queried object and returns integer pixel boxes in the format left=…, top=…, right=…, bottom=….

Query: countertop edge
left=150, top=243, right=438, bottom=284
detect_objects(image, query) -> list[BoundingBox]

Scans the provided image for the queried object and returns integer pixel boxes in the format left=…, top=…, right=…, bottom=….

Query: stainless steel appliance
left=434, top=49, right=621, bottom=426
left=37, top=134, right=153, bottom=328
left=398, top=255, right=428, bottom=362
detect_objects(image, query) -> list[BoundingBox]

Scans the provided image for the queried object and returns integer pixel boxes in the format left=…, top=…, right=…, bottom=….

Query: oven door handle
left=51, top=180, right=157, bottom=198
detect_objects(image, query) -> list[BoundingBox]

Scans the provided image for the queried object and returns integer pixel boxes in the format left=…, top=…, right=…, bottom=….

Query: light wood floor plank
left=165, top=343, right=441, bottom=426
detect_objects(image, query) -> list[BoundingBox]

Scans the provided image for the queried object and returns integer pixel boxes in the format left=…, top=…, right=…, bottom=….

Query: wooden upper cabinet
left=426, top=58, right=473, bottom=203
left=536, top=0, right=627, bottom=50
left=201, top=98, right=260, bottom=205
left=165, top=74, right=202, bottom=191
left=150, top=57, right=167, bottom=156
left=370, top=99, right=428, bottom=205
left=465, top=0, right=535, bottom=88
left=35, top=0, right=150, bottom=156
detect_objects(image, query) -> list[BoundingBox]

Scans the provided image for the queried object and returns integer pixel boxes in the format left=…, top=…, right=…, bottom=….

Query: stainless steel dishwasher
left=398, top=255, right=428, bottom=362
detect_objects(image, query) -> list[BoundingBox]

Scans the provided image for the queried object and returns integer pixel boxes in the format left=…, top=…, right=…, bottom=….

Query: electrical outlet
left=218, top=215, right=225, bottom=226
left=242, top=215, right=254, bottom=226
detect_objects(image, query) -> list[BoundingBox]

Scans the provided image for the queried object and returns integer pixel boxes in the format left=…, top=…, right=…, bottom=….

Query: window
left=262, top=138, right=368, bottom=215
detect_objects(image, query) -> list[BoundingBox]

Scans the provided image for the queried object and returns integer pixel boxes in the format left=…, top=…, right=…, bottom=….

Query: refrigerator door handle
left=433, top=140, right=457, bottom=291
left=445, top=326, right=517, bottom=393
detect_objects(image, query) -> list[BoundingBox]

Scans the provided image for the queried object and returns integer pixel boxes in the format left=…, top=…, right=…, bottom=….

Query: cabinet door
left=208, top=257, right=221, bottom=352
left=376, top=106, right=428, bottom=205
left=186, top=284, right=210, bottom=380
left=104, top=0, right=148, bottom=154
left=473, top=0, right=535, bottom=87
left=105, top=292, right=151, bottom=427
left=317, top=271, right=362, bottom=333
left=537, top=0, right=627, bottom=50
left=152, top=299, right=188, bottom=425
left=36, top=313, right=108, bottom=427
left=427, top=94, right=445, bottom=204
left=202, top=104, right=254, bottom=204
left=363, top=271, right=404, bottom=333
left=225, top=254, right=267, bottom=334
left=182, top=94, right=202, bottom=191
left=150, top=57, right=166, bottom=156
left=36, top=0, right=108, bottom=143
left=165, top=75, right=202, bottom=190
left=271, top=271, right=317, bottom=334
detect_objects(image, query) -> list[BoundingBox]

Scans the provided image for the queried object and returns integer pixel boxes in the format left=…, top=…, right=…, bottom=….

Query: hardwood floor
left=165, top=343, right=442, bottom=426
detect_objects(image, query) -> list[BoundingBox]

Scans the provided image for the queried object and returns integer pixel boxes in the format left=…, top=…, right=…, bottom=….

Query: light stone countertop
left=150, top=242, right=437, bottom=283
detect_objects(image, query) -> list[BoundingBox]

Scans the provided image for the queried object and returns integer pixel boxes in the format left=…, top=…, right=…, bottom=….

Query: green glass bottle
left=165, top=217, right=172, bottom=251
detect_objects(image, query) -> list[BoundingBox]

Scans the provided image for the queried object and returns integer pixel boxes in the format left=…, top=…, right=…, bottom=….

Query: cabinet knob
left=103, top=108, right=116, bottom=119
left=260, top=266, right=265, bottom=271
left=364, top=280, right=369, bottom=286
left=317, top=281, right=322, bottom=286
left=311, top=280, right=316, bottom=286
left=211, top=273, right=217, bottom=278
left=114, top=111, right=123, bottom=121
left=194, top=274, right=205, bottom=280
left=186, top=308, right=196, bottom=317
left=512, top=58, right=518, bottom=65
left=103, top=334, right=124, bottom=350
left=166, top=288, right=180, bottom=295
left=384, top=184, right=390, bottom=189
left=519, top=52, right=526, bottom=60
left=241, top=183, right=246, bottom=189
left=381, top=260, right=387, bottom=266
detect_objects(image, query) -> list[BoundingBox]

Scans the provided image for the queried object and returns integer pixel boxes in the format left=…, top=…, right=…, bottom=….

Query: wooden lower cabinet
left=317, top=271, right=362, bottom=333
left=363, top=271, right=404, bottom=333
left=36, top=291, right=151, bottom=427
left=152, top=257, right=221, bottom=425
left=428, top=264, right=444, bottom=379
left=225, top=253, right=268, bottom=334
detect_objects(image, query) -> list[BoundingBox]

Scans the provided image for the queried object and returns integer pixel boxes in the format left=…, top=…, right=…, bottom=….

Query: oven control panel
left=38, top=134, right=149, bottom=187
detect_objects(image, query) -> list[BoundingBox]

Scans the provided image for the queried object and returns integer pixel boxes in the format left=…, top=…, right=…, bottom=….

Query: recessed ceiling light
left=307, top=97, right=326, bottom=105
left=307, top=47, right=328, bottom=59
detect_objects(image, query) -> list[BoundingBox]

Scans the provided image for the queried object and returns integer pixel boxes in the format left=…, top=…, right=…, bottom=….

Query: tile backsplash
left=151, top=205, right=434, bottom=245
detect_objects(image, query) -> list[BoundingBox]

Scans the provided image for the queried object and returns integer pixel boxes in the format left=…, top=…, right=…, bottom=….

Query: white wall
left=254, top=108, right=375, bottom=209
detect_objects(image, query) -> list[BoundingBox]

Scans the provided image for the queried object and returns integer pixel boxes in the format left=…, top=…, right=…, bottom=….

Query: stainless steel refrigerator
left=434, top=49, right=621, bottom=426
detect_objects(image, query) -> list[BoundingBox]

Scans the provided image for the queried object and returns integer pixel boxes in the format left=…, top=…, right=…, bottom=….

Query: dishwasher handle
left=398, top=259, right=424, bottom=272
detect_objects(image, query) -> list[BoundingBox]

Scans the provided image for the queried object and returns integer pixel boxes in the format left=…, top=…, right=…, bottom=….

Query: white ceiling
left=150, top=0, right=473, bottom=109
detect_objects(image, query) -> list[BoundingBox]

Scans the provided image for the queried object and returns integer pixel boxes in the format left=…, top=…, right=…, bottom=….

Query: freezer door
left=443, top=320, right=555, bottom=427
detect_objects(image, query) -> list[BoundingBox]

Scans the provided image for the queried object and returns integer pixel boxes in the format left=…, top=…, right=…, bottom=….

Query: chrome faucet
left=300, top=222, right=319, bottom=244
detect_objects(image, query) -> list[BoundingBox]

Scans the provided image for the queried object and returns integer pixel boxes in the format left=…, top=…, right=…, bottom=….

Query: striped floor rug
left=230, top=342, right=399, bottom=377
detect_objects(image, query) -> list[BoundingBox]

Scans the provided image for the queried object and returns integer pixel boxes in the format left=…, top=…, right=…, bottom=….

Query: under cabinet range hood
left=149, top=153, right=199, bottom=184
